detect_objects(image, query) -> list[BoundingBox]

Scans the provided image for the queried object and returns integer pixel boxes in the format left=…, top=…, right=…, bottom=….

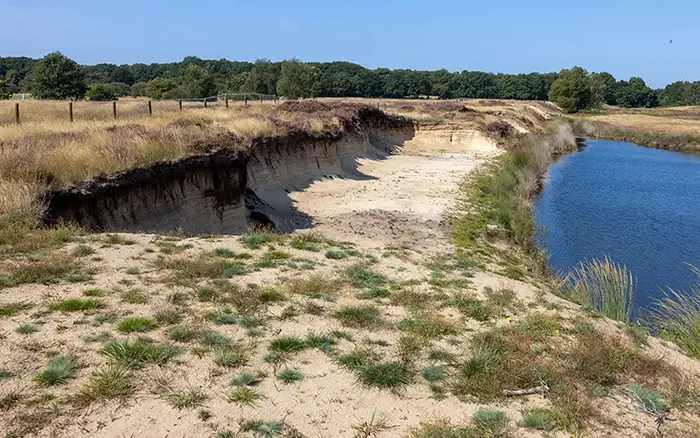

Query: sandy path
left=290, top=134, right=500, bottom=252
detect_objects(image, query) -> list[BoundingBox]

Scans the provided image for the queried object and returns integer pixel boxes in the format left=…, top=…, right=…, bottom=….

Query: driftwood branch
left=502, top=384, right=549, bottom=397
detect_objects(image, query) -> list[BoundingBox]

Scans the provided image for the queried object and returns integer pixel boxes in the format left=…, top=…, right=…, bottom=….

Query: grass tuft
left=626, top=383, right=668, bottom=415
left=356, top=361, right=413, bottom=389
left=72, top=364, right=134, bottom=407
left=278, top=368, right=303, bottom=384
left=334, top=305, right=381, bottom=328
left=472, top=409, right=508, bottom=437
left=651, top=284, right=700, bottom=358
left=49, top=298, right=104, bottom=312
left=102, top=339, right=180, bottom=367
left=117, top=316, right=157, bottom=333
left=36, top=355, right=77, bottom=386
left=15, top=322, right=39, bottom=334
left=521, top=408, right=555, bottom=431
left=227, top=387, right=263, bottom=406
left=562, top=256, right=634, bottom=323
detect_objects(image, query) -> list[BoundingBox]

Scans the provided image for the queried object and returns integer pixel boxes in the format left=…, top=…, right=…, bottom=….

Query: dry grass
left=0, top=99, right=391, bottom=222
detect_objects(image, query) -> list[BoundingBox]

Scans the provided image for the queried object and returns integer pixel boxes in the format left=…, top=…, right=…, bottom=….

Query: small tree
left=85, top=84, right=116, bottom=101
left=0, top=79, right=11, bottom=99
left=548, top=67, right=594, bottom=113
left=31, top=52, right=87, bottom=100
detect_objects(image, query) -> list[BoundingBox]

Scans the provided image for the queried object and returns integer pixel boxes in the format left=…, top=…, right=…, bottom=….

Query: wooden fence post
left=113, top=101, right=117, bottom=119
left=204, top=99, right=207, bottom=109
left=69, top=102, right=74, bottom=122
left=15, top=103, right=19, bottom=124
left=148, top=100, right=152, bottom=116
left=260, top=94, right=263, bottom=104
left=179, top=99, right=182, bottom=112
left=225, top=94, right=229, bottom=108
left=244, top=95, right=248, bottom=106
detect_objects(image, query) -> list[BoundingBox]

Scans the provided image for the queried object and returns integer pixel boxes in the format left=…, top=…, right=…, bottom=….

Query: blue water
left=533, top=139, right=700, bottom=312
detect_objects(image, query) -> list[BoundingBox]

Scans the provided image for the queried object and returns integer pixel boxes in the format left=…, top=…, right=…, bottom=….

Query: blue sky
left=0, top=0, right=695, bottom=88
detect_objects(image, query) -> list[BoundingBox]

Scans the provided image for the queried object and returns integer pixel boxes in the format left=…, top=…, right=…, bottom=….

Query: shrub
left=86, top=84, right=116, bottom=101
left=626, top=383, right=668, bottom=415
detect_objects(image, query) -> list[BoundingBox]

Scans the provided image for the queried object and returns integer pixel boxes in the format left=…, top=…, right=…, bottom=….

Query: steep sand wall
left=43, top=115, right=414, bottom=234
left=44, top=150, right=249, bottom=235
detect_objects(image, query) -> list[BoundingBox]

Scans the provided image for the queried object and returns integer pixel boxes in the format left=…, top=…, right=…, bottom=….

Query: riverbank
left=0, top=101, right=698, bottom=437
left=570, top=106, right=700, bottom=153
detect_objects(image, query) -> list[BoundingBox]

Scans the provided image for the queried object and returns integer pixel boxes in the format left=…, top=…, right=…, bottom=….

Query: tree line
left=0, top=52, right=693, bottom=109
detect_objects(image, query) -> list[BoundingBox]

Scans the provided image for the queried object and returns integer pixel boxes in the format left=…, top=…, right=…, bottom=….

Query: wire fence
left=0, top=93, right=278, bottom=125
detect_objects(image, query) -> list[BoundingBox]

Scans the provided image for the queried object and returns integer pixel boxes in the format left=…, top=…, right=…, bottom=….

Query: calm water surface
left=534, top=139, right=700, bottom=311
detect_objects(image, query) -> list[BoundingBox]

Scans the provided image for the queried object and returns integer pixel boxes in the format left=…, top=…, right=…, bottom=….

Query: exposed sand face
left=290, top=129, right=499, bottom=252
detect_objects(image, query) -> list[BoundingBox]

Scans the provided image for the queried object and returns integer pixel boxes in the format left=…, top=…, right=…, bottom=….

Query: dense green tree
left=103, top=82, right=130, bottom=97
left=182, top=64, right=217, bottom=98
left=548, top=67, right=595, bottom=113
left=110, top=66, right=134, bottom=85
left=276, top=59, right=320, bottom=98
left=146, top=77, right=175, bottom=99
left=31, top=52, right=87, bottom=100
left=590, top=72, right=618, bottom=105
left=0, top=79, right=11, bottom=99
left=451, top=71, right=498, bottom=99
left=244, top=59, right=280, bottom=94
left=130, top=81, right=148, bottom=97
left=615, top=77, right=658, bottom=108
left=85, top=84, right=116, bottom=101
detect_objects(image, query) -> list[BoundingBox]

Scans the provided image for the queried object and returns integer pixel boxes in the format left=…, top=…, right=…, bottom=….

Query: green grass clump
left=240, top=232, right=276, bottom=250
left=73, top=364, right=134, bottom=407
left=222, top=263, right=247, bottom=277
left=36, top=355, right=77, bottom=386
left=521, top=408, right=555, bottom=431
left=15, top=322, right=38, bottom=334
left=167, top=325, right=198, bottom=342
left=162, top=387, right=209, bottom=410
left=562, top=256, right=634, bottom=323
left=290, top=232, right=324, bottom=252
left=263, top=249, right=290, bottom=260
left=73, top=245, right=95, bottom=257
left=214, top=347, right=245, bottom=368
left=472, top=409, right=508, bottom=437
left=450, top=295, right=495, bottom=321
left=335, top=348, right=376, bottom=372
left=305, top=332, right=336, bottom=352
left=334, top=305, right=381, bottom=328
left=120, top=289, right=150, bottom=304
left=214, top=248, right=236, bottom=258
left=397, top=313, right=458, bottom=339
left=82, top=288, right=105, bottom=297
left=102, top=339, right=180, bottom=367
left=325, top=250, right=347, bottom=260
left=0, top=257, right=84, bottom=288
left=125, top=267, right=140, bottom=275
left=49, top=298, right=104, bottom=312
left=651, top=286, right=700, bottom=358
left=227, top=387, right=263, bottom=406
left=153, top=307, right=183, bottom=325
left=421, top=365, right=447, bottom=382
left=278, top=368, right=303, bottom=384
left=269, top=336, right=307, bottom=354
left=198, top=330, right=231, bottom=347
left=231, top=372, right=262, bottom=387
left=626, top=383, right=668, bottom=414
left=196, top=286, right=219, bottom=302
left=0, top=301, right=32, bottom=317
left=356, top=361, right=413, bottom=389
left=117, top=316, right=157, bottom=333
left=240, top=420, right=284, bottom=437
left=345, top=264, right=387, bottom=289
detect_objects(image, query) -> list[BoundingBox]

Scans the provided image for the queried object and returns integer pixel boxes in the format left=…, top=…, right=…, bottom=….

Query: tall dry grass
left=651, top=268, right=700, bottom=358
left=562, top=257, right=635, bottom=323
left=0, top=100, right=392, bottom=223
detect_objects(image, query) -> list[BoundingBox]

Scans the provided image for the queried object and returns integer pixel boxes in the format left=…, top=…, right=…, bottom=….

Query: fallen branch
left=502, top=384, right=549, bottom=397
